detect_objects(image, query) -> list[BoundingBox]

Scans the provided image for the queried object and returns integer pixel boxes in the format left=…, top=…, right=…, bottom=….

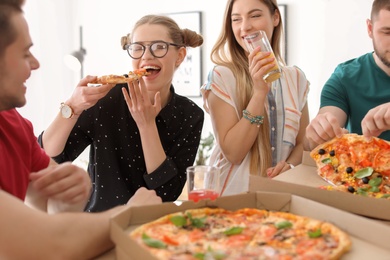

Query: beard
left=373, top=41, right=390, bottom=69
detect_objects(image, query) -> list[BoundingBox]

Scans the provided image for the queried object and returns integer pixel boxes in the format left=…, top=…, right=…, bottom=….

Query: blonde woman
left=202, top=0, right=310, bottom=196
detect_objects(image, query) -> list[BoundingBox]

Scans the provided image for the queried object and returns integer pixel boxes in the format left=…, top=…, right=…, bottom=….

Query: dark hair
left=371, top=0, right=390, bottom=21
left=120, top=14, right=203, bottom=50
left=0, top=0, right=24, bottom=58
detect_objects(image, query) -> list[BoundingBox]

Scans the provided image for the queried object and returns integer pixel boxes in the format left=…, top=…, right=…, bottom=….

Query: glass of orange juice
left=244, top=30, right=281, bottom=83
left=186, top=165, right=220, bottom=202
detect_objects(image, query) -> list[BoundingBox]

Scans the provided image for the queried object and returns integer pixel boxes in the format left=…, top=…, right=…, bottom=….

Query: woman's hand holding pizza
left=122, top=79, right=162, bottom=129
left=65, top=76, right=115, bottom=117
left=67, top=70, right=149, bottom=116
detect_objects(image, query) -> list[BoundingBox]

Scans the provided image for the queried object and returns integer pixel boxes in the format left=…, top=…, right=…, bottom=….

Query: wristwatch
left=60, top=102, right=74, bottom=119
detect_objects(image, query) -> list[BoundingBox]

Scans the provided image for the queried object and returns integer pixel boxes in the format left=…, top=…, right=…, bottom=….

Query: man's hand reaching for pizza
left=305, top=107, right=349, bottom=150
left=361, top=102, right=390, bottom=138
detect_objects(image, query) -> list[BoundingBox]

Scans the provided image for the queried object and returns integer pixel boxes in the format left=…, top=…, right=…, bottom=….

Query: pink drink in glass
left=186, top=165, right=220, bottom=202
left=188, top=189, right=219, bottom=202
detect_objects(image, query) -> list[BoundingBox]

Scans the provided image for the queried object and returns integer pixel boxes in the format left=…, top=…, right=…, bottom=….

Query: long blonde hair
left=210, top=0, right=285, bottom=176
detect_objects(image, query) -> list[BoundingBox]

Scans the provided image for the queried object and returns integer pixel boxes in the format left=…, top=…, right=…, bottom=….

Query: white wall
left=20, top=0, right=373, bottom=140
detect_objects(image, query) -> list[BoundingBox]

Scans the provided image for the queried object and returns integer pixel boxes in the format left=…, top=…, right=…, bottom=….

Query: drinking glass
left=244, top=30, right=281, bottom=83
left=186, top=165, right=220, bottom=202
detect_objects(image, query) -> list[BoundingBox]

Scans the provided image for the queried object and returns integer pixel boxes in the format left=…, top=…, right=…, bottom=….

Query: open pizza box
left=110, top=191, right=390, bottom=260
left=249, top=151, right=390, bottom=222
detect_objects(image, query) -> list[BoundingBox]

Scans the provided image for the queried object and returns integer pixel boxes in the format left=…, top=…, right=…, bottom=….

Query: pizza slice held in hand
left=91, top=68, right=150, bottom=84
left=310, top=133, right=390, bottom=199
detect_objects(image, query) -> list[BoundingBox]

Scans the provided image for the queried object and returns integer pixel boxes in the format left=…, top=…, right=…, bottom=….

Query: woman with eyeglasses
left=38, top=15, right=204, bottom=212
left=201, top=0, right=310, bottom=196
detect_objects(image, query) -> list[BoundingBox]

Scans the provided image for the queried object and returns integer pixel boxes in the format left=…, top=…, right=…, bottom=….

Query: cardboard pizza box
left=110, top=192, right=390, bottom=260
left=249, top=151, right=390, bottom=221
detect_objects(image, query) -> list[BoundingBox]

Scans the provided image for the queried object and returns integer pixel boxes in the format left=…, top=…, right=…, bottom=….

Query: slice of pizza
left=91, top=68, right=149, bottom=84
left=310, top=133, right=390, bottom=199
left=247, top=210, right=351, bottom=259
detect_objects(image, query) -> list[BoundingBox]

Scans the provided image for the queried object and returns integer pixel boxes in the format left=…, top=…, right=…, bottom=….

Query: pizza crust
left=321, top=222, right=352, bottom=260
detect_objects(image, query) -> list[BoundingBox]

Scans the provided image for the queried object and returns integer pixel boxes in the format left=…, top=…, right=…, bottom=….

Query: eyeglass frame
left=125, top=41, right=183, bottom=59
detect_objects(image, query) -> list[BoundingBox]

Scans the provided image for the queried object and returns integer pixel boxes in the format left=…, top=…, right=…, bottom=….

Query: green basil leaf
left=357, top=188, right=368, bottom=196
left=193, top=253, right=205, bottom=260
left=381, top=194, right=390, bottom=199
left=194, top=248, right=227, bottom=260
left=275, top=221, right=293, bottom=230
left=170, top=215, right=187, bottom=227
left=321, top=158, right=332, bottom=164
left=370, top=186, right=380, bottom=193
left=194, top=252, right=226, bottom=260
left=368, top=177, right=382, bottom=187
left=354, top=167, right=374, bottom=179
left=191, top=217, right=207, bottom=228
left=223, top=227, right=244, bottom=236
left=187, top=213, right=207, bottom=228
left=308, top=229, right=322, bottom=238
left=212, top=251, right=227, bottom=260
left=141, top=233, right=167, bottom=249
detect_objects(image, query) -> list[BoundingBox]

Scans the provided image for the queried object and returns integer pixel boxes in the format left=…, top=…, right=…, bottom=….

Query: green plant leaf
left=368, top=177, right=382, bottom=187
left=354, top=167, right=374, bottom=179
left=170, top=215, right=187, bottom=227
left=308, top=229, right=322, bottom=238
left=321, top=158, right=332, bottom=164
left=141, top=233, right=167, bottom=249
left=196, top=132, right=215, bottom=165
left=223, top=227, right=244, bottom=236
left=193, top=253, right=205, bottom=260
left=187, top=213, right=206, bottom=228
left=370, top=186, right=380, bottom=193
left=357, top=188, right=368, bottom=196
left=275, top=221, right=293, bottom=229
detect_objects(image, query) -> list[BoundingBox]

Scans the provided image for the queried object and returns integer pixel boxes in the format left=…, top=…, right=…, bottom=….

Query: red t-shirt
left=0, top=109, right=50, bottom=200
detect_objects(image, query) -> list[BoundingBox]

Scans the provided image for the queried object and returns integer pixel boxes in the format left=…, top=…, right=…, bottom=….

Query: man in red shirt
left=0, top=0, right=162, bottom=258
left=0, top=1, right=91, bottom=213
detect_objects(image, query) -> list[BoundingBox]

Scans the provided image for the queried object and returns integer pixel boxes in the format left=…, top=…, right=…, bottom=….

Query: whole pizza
left=310, top=133, right=390, bottom=199
left=130, top=207, right=351, bottom=259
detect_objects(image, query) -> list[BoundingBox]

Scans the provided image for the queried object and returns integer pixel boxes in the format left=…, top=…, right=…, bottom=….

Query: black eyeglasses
left=125, top=41, right=182, bottom=59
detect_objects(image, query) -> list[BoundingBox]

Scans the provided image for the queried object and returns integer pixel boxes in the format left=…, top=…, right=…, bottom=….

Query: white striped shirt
left=201, top=65, right=310, bottom=196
